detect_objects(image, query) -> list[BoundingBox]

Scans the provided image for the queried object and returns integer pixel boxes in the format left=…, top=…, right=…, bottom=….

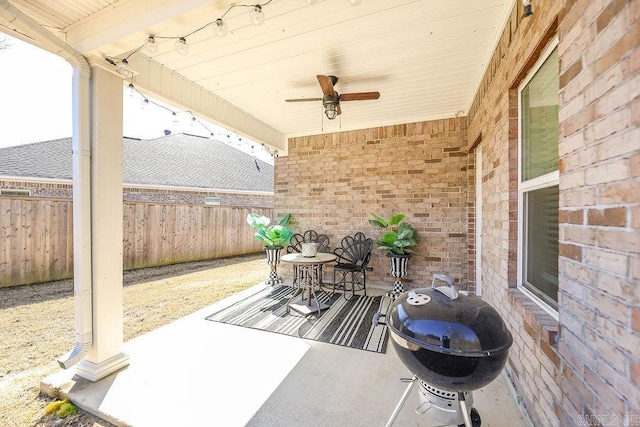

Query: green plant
left=247, top=213, right=294, bottom=249
left=369, top=213, right=419, bottom=256
left=45, top=399, right=77, bottom=419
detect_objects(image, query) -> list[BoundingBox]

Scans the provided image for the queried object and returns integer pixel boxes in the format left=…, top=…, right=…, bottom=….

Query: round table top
left=281, top=252, right=337, bottom=265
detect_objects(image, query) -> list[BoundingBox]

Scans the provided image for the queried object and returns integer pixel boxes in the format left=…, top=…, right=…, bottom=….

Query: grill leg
left=458, top=392, right=473, bottom=427
left=385, top=376, right=417, bottom=427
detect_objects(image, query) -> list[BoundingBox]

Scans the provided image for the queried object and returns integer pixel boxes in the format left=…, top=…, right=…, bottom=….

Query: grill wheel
left=457, top=407, right=481, bottom=427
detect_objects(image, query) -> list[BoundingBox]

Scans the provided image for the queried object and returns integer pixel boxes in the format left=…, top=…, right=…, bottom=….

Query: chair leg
left=363, top=271, right=367, bottom=296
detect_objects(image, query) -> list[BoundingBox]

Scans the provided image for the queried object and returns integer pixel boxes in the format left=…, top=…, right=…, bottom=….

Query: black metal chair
left=332, top=232, right=373, bottom=300
left=287, top=230, right=330, bottom=287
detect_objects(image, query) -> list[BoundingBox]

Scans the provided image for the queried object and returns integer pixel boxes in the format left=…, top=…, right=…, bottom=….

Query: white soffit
left=2, top=0, right=516, bottom=143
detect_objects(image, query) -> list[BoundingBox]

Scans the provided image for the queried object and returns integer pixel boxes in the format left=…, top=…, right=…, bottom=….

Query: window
left=0, top=188, right=31, bottom=197
left=204, top=197, right=221, bottom=206
left=518, top=42, right=559, bottom=311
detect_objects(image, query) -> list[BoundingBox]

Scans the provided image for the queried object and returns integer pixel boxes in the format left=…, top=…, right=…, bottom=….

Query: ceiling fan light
left=250, top=5, right=264, bottom=26
left=213, top=19, right=229, bottom=37
left=144, top=36, right=158, bottom=54
left=324, top=104, right=338, bottom=120
left=174, top=37, right=189, bottom=55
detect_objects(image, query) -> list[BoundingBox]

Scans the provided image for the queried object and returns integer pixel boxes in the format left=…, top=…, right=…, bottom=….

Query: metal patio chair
left=332, top=232, right=373, bottom=300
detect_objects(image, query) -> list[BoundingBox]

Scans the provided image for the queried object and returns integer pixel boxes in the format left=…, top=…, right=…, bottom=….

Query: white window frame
left=517, top=37, right=560, bottom=321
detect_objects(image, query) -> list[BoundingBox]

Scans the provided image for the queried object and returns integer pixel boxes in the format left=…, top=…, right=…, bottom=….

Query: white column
left=75, top=64, right=129, bottom=381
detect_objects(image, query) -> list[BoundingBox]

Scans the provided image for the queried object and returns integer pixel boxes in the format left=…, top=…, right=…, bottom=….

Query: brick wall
left=464, top=0, right=639, bottom=426
left=277, top=120, right=469, bottom=291
left=557, top=0, right=640, bottom=424
left=276, top=1, right=638, bottom=426
left=0, top=179, right=273, bottom=208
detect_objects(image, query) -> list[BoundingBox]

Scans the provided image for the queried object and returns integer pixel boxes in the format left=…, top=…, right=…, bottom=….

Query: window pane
left=524, top=185, right=559, bottom=307
left=521, top=48, right=559, bottom=181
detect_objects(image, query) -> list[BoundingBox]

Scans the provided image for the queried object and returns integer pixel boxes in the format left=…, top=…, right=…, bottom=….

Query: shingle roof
left=0, top=134, right=274, bottom=192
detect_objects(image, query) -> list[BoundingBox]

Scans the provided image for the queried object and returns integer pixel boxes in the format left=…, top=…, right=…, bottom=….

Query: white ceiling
left=2, top=0, right=514, bottom=141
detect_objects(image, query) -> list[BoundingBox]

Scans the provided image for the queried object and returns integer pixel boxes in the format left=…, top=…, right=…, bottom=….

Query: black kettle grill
left=376, top=274, right=513, bottom=427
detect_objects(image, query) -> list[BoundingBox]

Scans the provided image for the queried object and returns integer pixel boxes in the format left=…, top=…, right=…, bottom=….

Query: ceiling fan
left=286, top=75, right=380, bottom=120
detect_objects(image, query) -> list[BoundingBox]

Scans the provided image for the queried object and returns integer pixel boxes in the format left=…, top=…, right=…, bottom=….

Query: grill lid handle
left=431, top=273, right=458, bottom=300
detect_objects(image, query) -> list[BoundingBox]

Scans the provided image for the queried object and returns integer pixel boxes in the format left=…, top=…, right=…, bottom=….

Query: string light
left=174, top=37, right=189, bottom=55
left=103, top=0, right=362, bottom=71
left=213, top=19, right=229, bottom=37
left=144, top=36, right=158, bottom=54
left=125, top=83, right=276, bottom=161
left=249, top=5, right=265, bottom=26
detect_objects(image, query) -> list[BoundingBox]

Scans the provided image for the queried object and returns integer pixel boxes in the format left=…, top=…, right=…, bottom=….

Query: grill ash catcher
left=374, top=274, right=513, bottom=427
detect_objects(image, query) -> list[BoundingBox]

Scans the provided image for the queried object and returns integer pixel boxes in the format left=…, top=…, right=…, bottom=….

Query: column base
left=75, top=352, right=130, bottom=382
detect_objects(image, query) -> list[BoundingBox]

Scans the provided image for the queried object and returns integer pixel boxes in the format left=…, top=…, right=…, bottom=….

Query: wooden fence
left=0, top=197, right=270, bottom=287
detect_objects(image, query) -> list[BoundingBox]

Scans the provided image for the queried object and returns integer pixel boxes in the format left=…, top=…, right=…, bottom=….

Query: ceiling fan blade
left=317, top=75, right=336, bottom=96
left=285, top=97, right=323, bottom=102
left=340, top=92, right=380, bottom=101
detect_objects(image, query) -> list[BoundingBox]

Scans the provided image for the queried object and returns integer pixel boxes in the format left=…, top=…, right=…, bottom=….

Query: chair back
left=287, top=230, right=330, bottom=254
left=334, top=232, right=373, bottom=268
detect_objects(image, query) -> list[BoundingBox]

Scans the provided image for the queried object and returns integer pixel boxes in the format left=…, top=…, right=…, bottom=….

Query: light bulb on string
left=174, top=37, right=189, bottom=55
left=172, top=112, right=179, bottom=124
left=249, top=5, right=264, bottom=26
left=213, top=19, right=229, bottom=37
left=127, top=82, right=135, bottom=97
left=145, top=36, right=159, bottom=54
left=191, top=116, right=197, bottom=127
left=141, top=98, right=149, bottom=109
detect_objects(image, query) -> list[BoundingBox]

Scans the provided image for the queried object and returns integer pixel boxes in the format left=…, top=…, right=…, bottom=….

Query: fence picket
left=0, top=198, right=270, bottom=287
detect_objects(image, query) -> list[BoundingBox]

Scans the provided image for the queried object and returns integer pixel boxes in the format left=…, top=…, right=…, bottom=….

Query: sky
left=0, top=34, right=273, bottom=163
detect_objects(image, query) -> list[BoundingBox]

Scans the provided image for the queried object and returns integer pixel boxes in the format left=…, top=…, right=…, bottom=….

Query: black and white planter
left=264, top=246, right=283, bottom=286
left=385, top=253, right=411, bottom=300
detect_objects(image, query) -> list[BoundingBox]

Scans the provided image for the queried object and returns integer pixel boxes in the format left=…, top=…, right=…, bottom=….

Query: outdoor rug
left=205, top=285, right=390, bottom=353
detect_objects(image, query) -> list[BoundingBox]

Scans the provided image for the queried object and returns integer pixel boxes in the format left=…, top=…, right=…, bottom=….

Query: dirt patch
left=0, top=253, right=270, bottom=427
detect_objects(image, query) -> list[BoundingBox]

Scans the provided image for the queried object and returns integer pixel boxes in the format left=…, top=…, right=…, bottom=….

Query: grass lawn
left=0, top=253, right=269, bottom=426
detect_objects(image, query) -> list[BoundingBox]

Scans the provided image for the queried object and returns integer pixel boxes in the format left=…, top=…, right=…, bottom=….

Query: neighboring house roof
left=0, top=133, right=274, bottom=192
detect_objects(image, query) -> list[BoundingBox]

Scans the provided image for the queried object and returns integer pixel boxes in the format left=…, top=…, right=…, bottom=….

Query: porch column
left=75, top=64, right=129, bottom=381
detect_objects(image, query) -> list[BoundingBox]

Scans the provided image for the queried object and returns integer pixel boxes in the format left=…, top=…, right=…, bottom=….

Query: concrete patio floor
left=42, top=283, right=531, bottom=427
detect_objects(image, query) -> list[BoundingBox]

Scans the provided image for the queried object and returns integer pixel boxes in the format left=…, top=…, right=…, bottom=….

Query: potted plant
left=247, top=213, right=294, bottom=285
left=369, top=213, right=419, bottom=299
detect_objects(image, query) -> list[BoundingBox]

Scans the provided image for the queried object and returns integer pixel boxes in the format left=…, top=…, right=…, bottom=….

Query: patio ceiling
left=1, top=0, right=514, bottom=145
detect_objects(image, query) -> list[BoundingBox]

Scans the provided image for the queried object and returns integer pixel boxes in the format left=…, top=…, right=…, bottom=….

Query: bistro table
left=281, top=252, right=337, bottom=316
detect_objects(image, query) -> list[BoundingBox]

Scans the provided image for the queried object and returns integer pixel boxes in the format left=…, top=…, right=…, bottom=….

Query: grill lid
left=387, top=286, right=513, bottom=358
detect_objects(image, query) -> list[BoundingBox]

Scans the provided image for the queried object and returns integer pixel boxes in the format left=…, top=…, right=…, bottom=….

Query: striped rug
left=205, top=285, right=390, bottom=353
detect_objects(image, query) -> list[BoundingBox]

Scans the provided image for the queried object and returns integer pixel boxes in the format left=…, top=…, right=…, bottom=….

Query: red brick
left=562, top=104, right=595, bottom=137
left=586, top=290, right=628, bottom=324
left=595, top=74, right=640, bottom=118
left=584, top=247, right=629, bottom=277
left=599, top=181, right=640, bottom=204
left=596, top=0, right=630, bottom=33
left=587, top=207, right=627, bottom=227
left=632, top=308, right=640, bottom=333
left=584, top=108, right=630, bottom=143
left=633, top=153, right=640, bottom=177
left=560, top=59, right=584, bottom=88
left=564, top=226, right=596, bottom=245
left=596, top=19, right=640, bottom=75
left=633, top=206, right=640, bottom=229
left=632, top=358, right=640, bottom=386
left=597, top=228, right=640, bottom=253
left=559, top=209, right=584, bottom=224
